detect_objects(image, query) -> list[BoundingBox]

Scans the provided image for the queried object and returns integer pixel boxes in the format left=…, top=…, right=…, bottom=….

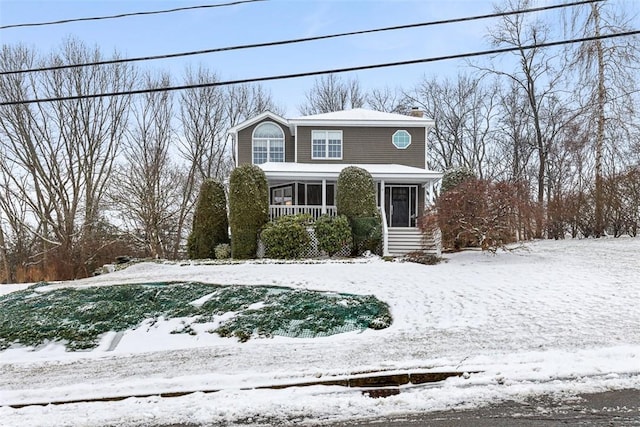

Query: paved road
left=332, top=388, right=640, bottom=426
left=158, top=388, right=640, bottom=426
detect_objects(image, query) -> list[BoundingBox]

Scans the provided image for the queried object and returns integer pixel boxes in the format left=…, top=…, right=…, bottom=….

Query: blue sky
left=1, top=0, right=639, bottom=116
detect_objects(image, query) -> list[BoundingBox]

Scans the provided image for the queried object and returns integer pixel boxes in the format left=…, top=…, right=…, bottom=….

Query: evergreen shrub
left=440, top=167, right=476, bottom=194
left=336, top=166, right=381, bottom=255
left=229, top=164, right=269, bottom=259
left=260, top=214, right=312, bottom=259
left=187, top=179, right=229, bottom=259
left=214, top=243, right=231, bottom=259
left=350, top=217, right=382, bottom=254
left=314, top=214, right=352, bottom=257
left=336, top=166, right=378, bottom=218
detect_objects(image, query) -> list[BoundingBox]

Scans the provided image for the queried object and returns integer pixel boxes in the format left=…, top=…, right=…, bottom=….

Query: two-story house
left=228, top=108, right=443, bottom=256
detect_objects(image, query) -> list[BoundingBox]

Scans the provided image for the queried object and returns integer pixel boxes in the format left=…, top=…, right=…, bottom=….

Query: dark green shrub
left=440, top=167, right=476, bottom=194
left=336, top=166, right=381, bottom=255
left=314, top=214, right=352, bottom=257
left=350, top=217, right=382, bottom=255
left=260, top=214, right=312, bottom=259
left=336, top=166, right=378, bottom=219
left=229, top=164, right=269, bottom=259
left=187, top=179, right=229, bottom=259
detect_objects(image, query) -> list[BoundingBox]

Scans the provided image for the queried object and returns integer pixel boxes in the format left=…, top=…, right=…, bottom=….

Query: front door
left=385, top=185, right=418, bottom=227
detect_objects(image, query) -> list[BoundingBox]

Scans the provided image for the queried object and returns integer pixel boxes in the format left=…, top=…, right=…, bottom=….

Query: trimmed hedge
left=187, top=179, right=229, bottom=259
left=229, top=164, right=269, bottom=259
left=336, top=166, right=381, bottom=255
left=261, top=214, right=312, bottom=259
left=336, top=166, right=378, bottom=219
left=314, top=214, right=352, bottom=257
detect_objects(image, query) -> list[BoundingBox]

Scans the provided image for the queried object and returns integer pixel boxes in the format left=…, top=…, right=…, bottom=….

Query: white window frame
left=311, top=130, right=343, bottom=160
left=252, top=121, right=285, bottom=164
left=392, top=129, right=412, bottom=149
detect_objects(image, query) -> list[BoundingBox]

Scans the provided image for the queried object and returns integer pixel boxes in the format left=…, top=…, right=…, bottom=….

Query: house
left=228, top=108, right=443, bottom=256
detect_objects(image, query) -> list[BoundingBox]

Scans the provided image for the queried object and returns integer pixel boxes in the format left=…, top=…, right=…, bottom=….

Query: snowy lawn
left=1, top=237, right=639, bottom=426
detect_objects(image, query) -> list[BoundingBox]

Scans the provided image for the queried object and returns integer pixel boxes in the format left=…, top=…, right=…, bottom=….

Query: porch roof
left=258, top=162, right=442, bottom=183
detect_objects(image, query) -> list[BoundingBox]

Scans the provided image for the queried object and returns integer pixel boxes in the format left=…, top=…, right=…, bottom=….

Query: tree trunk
left=593, top=4, right=606, bottom=238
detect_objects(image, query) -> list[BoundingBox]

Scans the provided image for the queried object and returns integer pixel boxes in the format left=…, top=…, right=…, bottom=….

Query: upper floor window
left=312, top=130, right=342, bottom=160
left=392, top=130, right=411, bottom=149
left=253, top=122, right=285, bottom=164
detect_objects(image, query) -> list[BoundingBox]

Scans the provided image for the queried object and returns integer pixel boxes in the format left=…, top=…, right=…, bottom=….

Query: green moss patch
left=0, top=282, right=391, bottom=350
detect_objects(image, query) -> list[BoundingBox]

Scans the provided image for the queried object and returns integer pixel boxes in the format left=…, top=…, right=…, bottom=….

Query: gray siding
left=237, top=119, right=294, bottom=165
left=296, top=126, right=425, bottom=168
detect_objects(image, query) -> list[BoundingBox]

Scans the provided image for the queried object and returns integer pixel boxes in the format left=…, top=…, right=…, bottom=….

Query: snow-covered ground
left=1, top=238, right=639, bottom=426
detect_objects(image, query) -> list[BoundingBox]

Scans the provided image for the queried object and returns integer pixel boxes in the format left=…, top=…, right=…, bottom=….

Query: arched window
left=252, top=122, right=285, bottom=164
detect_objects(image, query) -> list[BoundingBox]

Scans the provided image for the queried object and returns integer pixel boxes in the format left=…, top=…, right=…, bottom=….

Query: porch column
left=380, top=180, right=389, bottom=256
left=321, top=179, right=327, bottom=214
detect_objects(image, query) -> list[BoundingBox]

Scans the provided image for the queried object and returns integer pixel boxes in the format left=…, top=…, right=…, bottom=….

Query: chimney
left=409, top=107, right=423, bottom=118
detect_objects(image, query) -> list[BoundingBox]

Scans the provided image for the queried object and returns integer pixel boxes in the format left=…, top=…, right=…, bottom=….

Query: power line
left=2, top=30, right=637, bottom=107
left=0, top=0, right=265, bottom=30
left=0, top=0, right=604, bottom=76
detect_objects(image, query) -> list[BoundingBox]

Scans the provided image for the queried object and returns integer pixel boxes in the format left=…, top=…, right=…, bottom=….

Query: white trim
left=259, top=164, right=442, bottom=183
left=294, top=124, right=298, bottom=163
left=252, top=121, right=285, bottom=164
left=311, top=130, right=343, bottom=160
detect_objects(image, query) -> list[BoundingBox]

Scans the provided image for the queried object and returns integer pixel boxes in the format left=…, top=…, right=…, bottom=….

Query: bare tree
left=298, top=74, right=366, bottom=115
left=0, top=40, right=135, bottom=279
left=368, top=86, right=410, bottom=113
left=480, top=0, right=565, bottom=237
left=565, top=1, right=640, bottom=236
left=407, top=74, right=499, bottom=179
left=110, top=73, right=183, bottom=259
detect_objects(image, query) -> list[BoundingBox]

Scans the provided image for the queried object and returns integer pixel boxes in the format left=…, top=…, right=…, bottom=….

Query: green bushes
left=187, top=179, right=229, bottom=259
left=336, top=166, right=381, bottom=255
left=229, top=164, right=269, bottom=259
left=214, top=243, right=231, bottom=259
left=261, top=214, right=312, bottom=259
left=350, top=217, right=383, bottom=254
left=314, top=215, right=352, bottom=257
left=336, top=166, right=378, bottom=218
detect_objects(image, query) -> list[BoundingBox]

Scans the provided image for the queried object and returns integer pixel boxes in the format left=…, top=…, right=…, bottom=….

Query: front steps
left=387, top=227, right=440, bottom=257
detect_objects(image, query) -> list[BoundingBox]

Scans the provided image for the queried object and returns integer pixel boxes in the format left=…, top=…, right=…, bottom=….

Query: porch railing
left=269, top=205, right=337, bottom=221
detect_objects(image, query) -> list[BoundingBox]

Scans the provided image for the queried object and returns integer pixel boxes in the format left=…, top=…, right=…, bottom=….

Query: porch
left=259, top=162, right=442, bottom=256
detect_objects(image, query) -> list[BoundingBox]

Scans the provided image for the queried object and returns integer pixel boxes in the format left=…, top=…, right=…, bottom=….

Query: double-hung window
left=252, top=122, right=285, bottom=164
left=312, top=130, right=342, bottom=160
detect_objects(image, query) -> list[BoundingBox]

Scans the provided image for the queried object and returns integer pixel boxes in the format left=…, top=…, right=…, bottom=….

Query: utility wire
left=2, top=30, right=638, bottom=107
left=1, top=0, right=604, bottom=75
left=0, top=0, right=265, bottom=30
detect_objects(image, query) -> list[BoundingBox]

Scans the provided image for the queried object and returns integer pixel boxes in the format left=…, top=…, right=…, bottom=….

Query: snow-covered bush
left=440, top=167, right=476, bottom=194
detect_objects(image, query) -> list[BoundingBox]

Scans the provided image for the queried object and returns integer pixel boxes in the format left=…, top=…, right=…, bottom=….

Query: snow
left=1, top=238, right=639, bottom=426
left=289, top=107, right=431, bottom=123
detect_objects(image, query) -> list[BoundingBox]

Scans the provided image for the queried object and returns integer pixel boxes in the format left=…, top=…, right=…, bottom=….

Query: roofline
left=227, top=111, right=288, bottom=134
left=288, top=118, right=435, bottom=128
